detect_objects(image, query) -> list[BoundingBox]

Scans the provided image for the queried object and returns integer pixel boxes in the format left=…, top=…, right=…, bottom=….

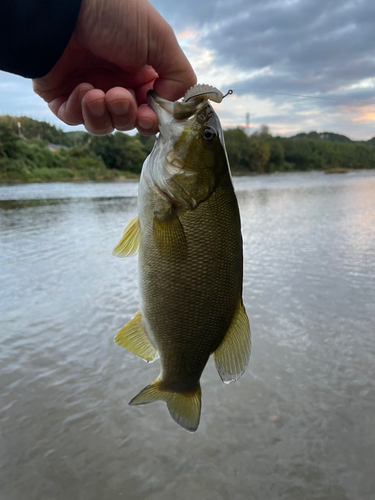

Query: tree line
left=0, top=115, right=154, bottom=182
left=224, top=126, right=375, bottom=173
left=1, top=115, right=375, bottom=183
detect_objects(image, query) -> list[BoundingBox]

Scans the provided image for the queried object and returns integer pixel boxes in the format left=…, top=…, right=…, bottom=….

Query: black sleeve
left=0, top=0, right=82, bottom=78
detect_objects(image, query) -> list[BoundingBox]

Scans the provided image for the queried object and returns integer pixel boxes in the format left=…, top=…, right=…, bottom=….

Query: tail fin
left=129, top=379, right=202, bottom=432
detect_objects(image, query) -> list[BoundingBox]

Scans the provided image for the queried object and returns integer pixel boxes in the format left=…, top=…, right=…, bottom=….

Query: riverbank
left=0, top=166, right=352, bottom=184
left=0, top=167, right=139, bottom=184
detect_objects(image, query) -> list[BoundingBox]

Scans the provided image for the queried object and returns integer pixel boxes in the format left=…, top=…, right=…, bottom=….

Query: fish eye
left=202, top=127, right=217, bottom=143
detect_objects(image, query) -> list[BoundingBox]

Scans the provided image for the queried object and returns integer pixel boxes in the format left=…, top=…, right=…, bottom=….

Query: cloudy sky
left=1, top=0, right=375, bottom=140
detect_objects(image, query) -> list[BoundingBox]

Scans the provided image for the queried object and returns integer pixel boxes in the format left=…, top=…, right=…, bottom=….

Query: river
left=1, top=171, right=374, bottom=500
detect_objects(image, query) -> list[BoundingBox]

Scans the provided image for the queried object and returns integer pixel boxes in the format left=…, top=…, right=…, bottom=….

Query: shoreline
left=0, top=168, right=358, bottom=186
left=0, top=176, right=140, bottom=185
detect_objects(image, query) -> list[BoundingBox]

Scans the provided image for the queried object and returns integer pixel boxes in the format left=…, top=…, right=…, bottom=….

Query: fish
left=112, top=84, right=251, bottom=432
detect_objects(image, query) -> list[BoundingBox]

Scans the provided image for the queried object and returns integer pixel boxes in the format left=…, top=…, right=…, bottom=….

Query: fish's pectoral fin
left=114, top=310, right=158, bottom=363
left=153, top=206, right=187, bottom=260
left=112, top=216, right=140, bottom=257
left=129, top=379, right=201, bottom=432
left=213, top=299, right=251, bottom=383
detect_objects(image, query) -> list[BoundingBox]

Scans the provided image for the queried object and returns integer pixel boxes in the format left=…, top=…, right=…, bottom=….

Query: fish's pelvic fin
left=153, top=206, right=187, bottom=259
left=129, top=380, right=202, bottom=432
left=213, top=299, right=251, bottom=383
left=114, top=311, right=158, bottom=363
left=112, top=216, right=140, bottom=257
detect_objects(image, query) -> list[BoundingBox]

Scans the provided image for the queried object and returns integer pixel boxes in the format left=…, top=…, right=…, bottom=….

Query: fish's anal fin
left=129, top=380, right=202, bottom=432
left=114, top=311, right=158, bottom=363
left=213, top=299, right=251, bottom=383
left=112, top=216, right=140, bottom=257
left=153, top=206, right=187, bottom=259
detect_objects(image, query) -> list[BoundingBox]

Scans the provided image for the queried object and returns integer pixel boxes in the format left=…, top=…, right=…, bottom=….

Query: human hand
left=32, top=0, right=196, bottom=136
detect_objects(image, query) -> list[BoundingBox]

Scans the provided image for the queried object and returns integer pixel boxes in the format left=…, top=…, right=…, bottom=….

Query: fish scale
left=112, top=85, right=251, bottom=431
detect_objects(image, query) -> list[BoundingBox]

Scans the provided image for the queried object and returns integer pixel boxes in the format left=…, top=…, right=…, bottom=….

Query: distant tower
left=245, top=113, right=250, bottom=135
left=17, top=121, right=22, bottom=136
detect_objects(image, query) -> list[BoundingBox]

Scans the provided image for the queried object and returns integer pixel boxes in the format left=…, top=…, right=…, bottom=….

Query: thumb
left=146, top=7, right=196, bottom=101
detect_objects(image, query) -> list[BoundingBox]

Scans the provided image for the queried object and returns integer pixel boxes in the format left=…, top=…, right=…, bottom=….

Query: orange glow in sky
left=177, top=29, right=197, bottom=40
left=353, top=108, right=375, bottom=122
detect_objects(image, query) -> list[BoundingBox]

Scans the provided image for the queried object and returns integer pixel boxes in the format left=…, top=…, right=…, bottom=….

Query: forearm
left=0, top=0, right=82, bottom=78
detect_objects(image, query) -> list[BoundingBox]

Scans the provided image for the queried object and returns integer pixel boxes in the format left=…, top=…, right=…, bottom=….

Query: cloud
left=353, top=109, right=375, bottom=122
left=176, top=29, right=198, bottom=40
left=1, top=0, right=375, bottom=139
left=150, top=0, right=375, bottom=138
left=203, top=0, right=375, bottom=93
left=154, top=0, right=375, bottom=99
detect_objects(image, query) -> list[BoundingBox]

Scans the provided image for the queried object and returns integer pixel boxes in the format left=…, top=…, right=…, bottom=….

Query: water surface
left=1, top=171, right=375, bottom=500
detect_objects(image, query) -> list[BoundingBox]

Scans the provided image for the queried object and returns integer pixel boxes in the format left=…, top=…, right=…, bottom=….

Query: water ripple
left=1, top=171, right=375, bottom=499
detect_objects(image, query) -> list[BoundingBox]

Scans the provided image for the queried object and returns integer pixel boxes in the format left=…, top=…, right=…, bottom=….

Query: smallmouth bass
left=112, top=84, right=251, bottom=432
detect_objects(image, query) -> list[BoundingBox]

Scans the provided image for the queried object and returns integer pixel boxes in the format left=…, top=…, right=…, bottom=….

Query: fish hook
left=223, top=89, right=234, bottom=99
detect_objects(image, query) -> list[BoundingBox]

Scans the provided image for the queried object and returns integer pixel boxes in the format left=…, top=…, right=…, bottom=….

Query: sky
left=1, top=0, right=375, bottom=140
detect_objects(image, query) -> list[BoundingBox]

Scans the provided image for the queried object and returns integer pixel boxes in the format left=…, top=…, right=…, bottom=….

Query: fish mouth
left=147, top=90, right=185, bottom=140
left=147, top=90, right=203, bottom=125
left=148, top=84, right=223, bottom=125
left=147, top=90, right=173, bottom=121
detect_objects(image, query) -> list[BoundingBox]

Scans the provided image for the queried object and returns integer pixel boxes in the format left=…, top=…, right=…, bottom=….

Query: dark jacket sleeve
left=0, top=0, right=82, bottom=78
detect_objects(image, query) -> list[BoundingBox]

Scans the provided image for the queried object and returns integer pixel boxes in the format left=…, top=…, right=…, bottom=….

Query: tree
left=224, top=128, right=252, bottom=172
left=0, top=115, right=74, bottom=146
left=248, top=138, right=270, bottom=173
left=89, top=132, right=147, bottom=172
left=266, top=140, right=284, bottom=172
left=0, top=122, right=21, bottom=158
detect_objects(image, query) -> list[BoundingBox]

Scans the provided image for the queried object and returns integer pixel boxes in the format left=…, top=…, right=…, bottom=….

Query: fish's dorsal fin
left=129, top=379, right=202, bottom=432
left=112, top=216, right=140, bottom=257
left=213, top=299, right=251, bottom=383
left=114, top=311, right=159, bottom=362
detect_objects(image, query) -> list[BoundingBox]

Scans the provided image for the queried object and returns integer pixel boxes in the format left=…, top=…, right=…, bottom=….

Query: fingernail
left=109, top=99, right=129, bottom=115
left=87, top=99, right=105, bottom=117
left=138, top=118, right=154, bottom=130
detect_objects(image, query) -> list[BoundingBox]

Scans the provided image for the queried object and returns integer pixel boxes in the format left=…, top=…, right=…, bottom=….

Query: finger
left=58, top=83, right=94, bottom=125
left=48, top=96, right=68, bottom=119
left=136, top=104, right=159, bottom=136
left=82, top=89, right=114, bottom=136
left=134, top=78, right=157, bottom=105
left=105, top=87, right=138, bottom=131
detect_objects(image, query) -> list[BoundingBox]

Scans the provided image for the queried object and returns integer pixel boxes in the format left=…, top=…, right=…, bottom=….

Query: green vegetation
left=224, top=126, right=375, bottom=173
left=0, top=115, right=153, bottom=183
left=1, top=114, right=375, bottom=183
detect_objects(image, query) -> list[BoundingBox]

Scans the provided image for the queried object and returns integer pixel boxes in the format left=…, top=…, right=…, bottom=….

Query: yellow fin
left=112, top=216, right=140, bottom=257
left=129, top=379, right=202, bottom=432
left=114, top=311, right=158, bottom=363
left=213, top=299, right=251, bottom=383
left=153, top=206, right=187, bottom=259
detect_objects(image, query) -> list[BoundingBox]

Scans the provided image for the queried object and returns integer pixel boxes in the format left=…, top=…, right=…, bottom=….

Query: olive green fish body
left=112, top=84, right=251, bottom=432
left=139, top=169, right=242, bottom=393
